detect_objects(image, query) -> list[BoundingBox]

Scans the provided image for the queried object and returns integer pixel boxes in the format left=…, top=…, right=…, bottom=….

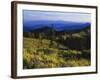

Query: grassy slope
left=23, top=37, right=90, bottom=69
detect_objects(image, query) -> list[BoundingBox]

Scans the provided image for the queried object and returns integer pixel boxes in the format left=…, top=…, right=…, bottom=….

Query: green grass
left=23, top=37, right=91, bottom=69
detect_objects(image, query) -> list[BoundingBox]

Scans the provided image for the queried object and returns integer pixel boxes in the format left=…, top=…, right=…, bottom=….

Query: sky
left=23, top=10, right=91, bottom=23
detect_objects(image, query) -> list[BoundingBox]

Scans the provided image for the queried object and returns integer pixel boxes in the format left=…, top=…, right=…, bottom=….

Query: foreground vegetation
left=23, top=37, right=90, bottom=69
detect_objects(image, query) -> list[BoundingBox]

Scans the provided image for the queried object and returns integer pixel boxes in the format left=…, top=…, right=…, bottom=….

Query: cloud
left=23, top=10, right=91, bottom=22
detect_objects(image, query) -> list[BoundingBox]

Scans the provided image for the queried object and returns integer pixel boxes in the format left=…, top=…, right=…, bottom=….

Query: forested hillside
left=23, top=24, right=91, bottom=69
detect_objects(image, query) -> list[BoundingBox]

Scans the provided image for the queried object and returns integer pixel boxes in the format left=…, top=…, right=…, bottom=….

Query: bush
left=23, top=48, right=34, bottom=69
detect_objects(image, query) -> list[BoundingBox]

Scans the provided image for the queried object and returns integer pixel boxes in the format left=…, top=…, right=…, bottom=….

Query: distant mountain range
left=23, top=20, right=91, bottom=32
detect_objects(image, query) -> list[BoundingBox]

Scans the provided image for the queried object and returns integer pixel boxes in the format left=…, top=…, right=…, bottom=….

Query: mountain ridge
left=23, top=20, right=91, bottom=32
